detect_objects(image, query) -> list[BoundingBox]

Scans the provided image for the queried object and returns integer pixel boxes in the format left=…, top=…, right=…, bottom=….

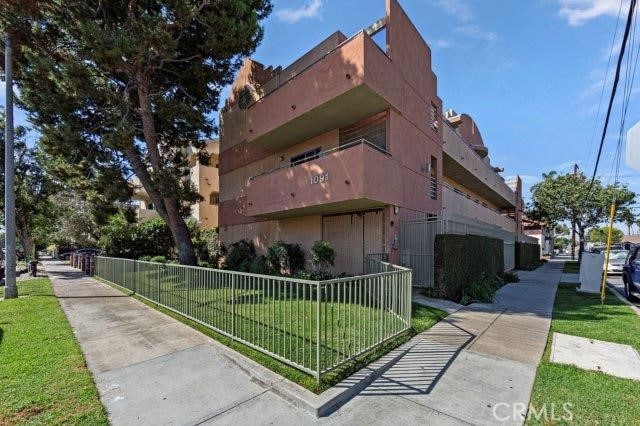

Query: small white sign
left=625, top=121, right=640, bottom=172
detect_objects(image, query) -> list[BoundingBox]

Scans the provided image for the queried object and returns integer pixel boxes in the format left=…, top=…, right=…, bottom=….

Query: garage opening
left=322, top=209, right=385, bottom=275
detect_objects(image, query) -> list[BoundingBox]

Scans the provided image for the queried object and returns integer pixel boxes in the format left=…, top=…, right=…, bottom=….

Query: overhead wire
left=588, top=0, right=638, bottom=193
left=587, top=0, right=625, bottom=172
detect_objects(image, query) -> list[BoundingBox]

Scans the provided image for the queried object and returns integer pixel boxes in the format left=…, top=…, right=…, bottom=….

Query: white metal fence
left=95, top=256, right=411, bottom=382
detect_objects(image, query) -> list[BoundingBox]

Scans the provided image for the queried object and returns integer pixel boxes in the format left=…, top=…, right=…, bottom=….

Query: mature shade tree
left=0, top=0, right=272, bottom=264
left=528, top=171, right=636, bottom=259
left=0, top=110, right=58, bottom=258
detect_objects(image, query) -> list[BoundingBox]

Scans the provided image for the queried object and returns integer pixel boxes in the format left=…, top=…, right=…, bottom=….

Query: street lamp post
left=4, top=34, right=17, bottom=299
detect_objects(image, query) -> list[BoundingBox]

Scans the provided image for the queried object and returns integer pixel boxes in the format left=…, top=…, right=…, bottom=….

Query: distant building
left=133, top=139, right=219, bottom=229
left=523, top=218, right=554, bottom=256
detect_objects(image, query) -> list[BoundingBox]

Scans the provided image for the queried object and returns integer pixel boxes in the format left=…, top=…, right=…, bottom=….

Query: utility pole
left=4, top=34, right=17, bottom=299
left=570, top=163, right=578, bottom=261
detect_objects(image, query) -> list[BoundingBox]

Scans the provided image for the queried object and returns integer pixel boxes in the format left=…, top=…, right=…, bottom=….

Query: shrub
left=267, top=241, right=305, bottom=275
left=192, top=227, right=222, bottom=267
left=248, top=255, right=272, bottom=275
left=515, top=242, right=541, bottom=270
left=460, top=273, right=504, bottom=305
left=225, top=239, right=257, bottom=272
left=311, top=240, right=336, bottom=274
left=434, top=234, right=503, bottom=302
left=502, top=270, right=520, bottom=283
left=150, top=255, right=169, bottom=264
left=100, top=215, right=174, bottom=259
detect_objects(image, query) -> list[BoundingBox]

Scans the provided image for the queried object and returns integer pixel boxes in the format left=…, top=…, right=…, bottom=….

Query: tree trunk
left=164, top=199, right=197, bottom=265
left=578, top=226, right=585, bottom=263
left=124, top=148, right=197, bottom=265
left=131, top=71, right=198, bottom=265
left=16, top=219, right=35, bottom=260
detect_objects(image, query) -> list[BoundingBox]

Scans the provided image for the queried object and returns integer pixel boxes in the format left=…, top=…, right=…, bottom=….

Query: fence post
left=157, top=264, right=161, bottom=303
left=231, top=274, right=236, bottom=336
left=379, top=276, right=385, bottom=342
left=316, top=283, right=321, bottom=383
left=134, top=260, right=138, bottom=295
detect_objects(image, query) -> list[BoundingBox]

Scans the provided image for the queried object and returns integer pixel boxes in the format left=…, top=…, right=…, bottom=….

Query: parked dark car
left=621, top=246, right=640, bottom=299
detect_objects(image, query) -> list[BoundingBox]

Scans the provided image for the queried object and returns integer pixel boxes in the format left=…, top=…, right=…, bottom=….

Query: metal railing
left=248, top=138, right=390, bottom=181
left=95, top=256, right=411, bottom=382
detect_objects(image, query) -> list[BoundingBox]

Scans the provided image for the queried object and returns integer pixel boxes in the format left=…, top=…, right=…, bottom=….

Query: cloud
left=557, top=0, right=628, bottom=26
left=276, top=0, right=323, bottom=24
left=430, top=0, right=473, bottom=22
left=454, top=25, right=499, bottom=43
left=429, top=0, right=500, bottom=46
left=430, top=39, right=456, bottom=49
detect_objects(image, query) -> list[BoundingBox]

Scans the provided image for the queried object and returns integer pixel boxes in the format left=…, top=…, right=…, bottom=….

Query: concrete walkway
left=44, top=260, right=312, bottom=425
left=44, top=259, right=562, bottom=425
left=330, top=260, right=563, bottom=425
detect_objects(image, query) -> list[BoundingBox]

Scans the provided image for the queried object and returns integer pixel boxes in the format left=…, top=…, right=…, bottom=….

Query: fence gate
left=399, top=217, right=439, bottom=287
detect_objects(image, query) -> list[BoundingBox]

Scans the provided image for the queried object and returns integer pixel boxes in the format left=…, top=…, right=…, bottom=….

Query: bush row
left=432, top=234, right=504, bottom=303
left=515, top=242, right=541, bottom=270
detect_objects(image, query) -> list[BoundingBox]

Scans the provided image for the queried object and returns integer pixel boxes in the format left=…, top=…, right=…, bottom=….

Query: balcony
left=441, top=185, right=516, bottom=233
left=244, top=32, right=403, bottom=152
left=442, top=123, right=516, bottom=208
left=246, top=140, right=427, bottom=218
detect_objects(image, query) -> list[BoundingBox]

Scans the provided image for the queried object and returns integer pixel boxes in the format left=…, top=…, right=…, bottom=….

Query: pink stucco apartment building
left=218, top=0, right=523, bottom=275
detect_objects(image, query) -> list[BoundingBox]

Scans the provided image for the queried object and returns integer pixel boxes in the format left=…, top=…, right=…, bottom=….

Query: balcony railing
left=249, top=139, right=390, bottom=181
left=442, top=184, right=516, bottom=232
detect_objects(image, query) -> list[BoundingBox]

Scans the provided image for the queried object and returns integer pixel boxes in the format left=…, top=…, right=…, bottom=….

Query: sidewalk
left=43, top=260, right=312, bottom=425
left=44, top=259, right=562, bottom=425
left=333, top=260, right=563, bottom=425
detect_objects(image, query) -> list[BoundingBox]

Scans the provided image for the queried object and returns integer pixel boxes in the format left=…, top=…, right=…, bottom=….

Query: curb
left=607, top=284, right=640, bottom=316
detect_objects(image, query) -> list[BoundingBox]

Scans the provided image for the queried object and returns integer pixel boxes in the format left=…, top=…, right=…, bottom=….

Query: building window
left=147, top=203, right=154, bottom=210
left=339, top=112, right=387, bottom=151
left=430, top=103, right=439, bottom=133
left=209, top=192, right=219, bottom=205
left=290, top=147, right=321, bottom=167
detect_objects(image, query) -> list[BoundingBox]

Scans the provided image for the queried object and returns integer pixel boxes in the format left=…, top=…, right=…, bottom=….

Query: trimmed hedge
left=434, top=234, right=504, bottom=302
left=515, top=242, right=541, bottom=270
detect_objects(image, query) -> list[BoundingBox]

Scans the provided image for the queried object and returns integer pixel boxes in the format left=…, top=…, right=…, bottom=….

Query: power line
left=587, top=0, right=625, bottom=172
left=589, top=0, right=638, bottom=192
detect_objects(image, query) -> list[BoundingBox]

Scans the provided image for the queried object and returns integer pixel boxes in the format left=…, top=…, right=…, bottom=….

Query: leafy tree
left=618, top=209, right=637, bottom=235
left=0, top=0, right=272, bottom=264
left=554, top=236, right=570, bottom=250
left=0, top=110, right=58, bottom=258
left=586, top=226, right=624, bottom=244
left=528, top=171, right=635, bottom=259
left=554, top=223, right=570, bottom=236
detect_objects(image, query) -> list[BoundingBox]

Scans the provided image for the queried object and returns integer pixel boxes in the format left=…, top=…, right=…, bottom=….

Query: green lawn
left=0, top=278, right=107, bottom=425
left=527, top=284, right=640, bottom=424
left=121, top=283, right=446, bottom=393
left=562, top=261, right=580, bottom=274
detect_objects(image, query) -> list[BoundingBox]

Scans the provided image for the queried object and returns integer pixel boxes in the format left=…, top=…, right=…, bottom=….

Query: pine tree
left=0, top=0, right=272, bottom=264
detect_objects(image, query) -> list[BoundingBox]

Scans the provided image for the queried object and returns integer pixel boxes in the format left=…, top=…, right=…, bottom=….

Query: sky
left=3, top=0, right=640, bottom=211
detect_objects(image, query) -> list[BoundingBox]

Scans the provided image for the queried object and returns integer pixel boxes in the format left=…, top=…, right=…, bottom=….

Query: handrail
left=248, top=138, right=390, bottom=181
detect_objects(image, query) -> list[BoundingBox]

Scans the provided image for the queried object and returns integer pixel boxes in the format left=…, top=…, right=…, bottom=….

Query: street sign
left=626, top=120, right=640, bottom=172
